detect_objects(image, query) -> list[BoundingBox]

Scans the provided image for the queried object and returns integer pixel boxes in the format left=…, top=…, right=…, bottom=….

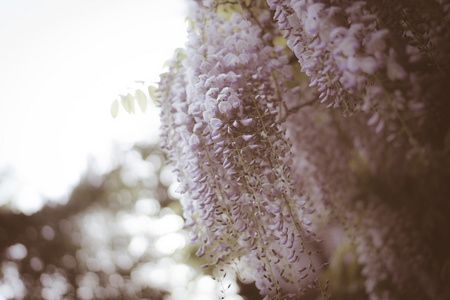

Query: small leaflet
left=148, top=85, right=158, bottom=106
left=135, top=89, right=147, bottom=112
left=121, top=93, right=135, bottom=114
left=110, top=99, right=119, bottom=118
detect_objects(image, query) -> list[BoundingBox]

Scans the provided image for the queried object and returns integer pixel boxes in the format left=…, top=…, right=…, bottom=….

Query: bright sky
left=0, top=0, right=188, bottom=213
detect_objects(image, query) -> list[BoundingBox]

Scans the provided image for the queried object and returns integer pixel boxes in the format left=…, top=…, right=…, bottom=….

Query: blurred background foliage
left=0, top=143, right=256, bottom=300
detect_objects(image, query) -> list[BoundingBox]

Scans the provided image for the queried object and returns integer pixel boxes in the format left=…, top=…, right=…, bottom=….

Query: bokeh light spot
left=135, top=198, right=160, bottom=215
left=155, top=233, right=185, bottom=255
left=77, top=286, right=93, bottom=300
left=128, top=235, right=149, bottom=257
left=7, top=243, right=27, bottom=260
left=41, top=225, right=55, bottom=241
left=30, top=257, right=44, bottom=272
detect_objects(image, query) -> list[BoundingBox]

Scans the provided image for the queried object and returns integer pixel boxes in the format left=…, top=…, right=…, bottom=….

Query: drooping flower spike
left=159, top=1, right=328, bottom=298
left=158, top=0, right=450, bottom=299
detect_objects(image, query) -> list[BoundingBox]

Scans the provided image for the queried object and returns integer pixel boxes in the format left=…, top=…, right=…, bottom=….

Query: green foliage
left=110, top=82, right=158, bottom=118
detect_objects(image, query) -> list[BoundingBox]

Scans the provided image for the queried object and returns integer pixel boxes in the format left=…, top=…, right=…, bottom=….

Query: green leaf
left=121, top=93, right=135, bottom=114
left=135, top=89, right=147, bottom=112
left=148, top=85, right=158, bottom=106
left=110, top=99, right=119, bottom=118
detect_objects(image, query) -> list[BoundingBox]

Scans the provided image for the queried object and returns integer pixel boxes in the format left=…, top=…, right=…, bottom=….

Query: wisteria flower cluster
left=159, top=1, right=327, bottom=299
left=268, top=0, right=449, bottom=144
left=157, top=0, right=450, bottom=299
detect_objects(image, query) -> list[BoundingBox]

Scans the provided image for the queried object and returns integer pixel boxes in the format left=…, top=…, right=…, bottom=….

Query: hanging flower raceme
left=266, top=0, right=450, bottom=143
left=265, top=2, right=450, bottom=299
left=158, top=2, right=327, bottom=299
left=157, top=1, right=450, bottom=300
left=267, top=0, right=391, bottom=113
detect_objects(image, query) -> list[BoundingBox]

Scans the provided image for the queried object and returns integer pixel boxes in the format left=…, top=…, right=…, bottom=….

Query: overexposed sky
left=0, top=0, right=188, bottom=213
